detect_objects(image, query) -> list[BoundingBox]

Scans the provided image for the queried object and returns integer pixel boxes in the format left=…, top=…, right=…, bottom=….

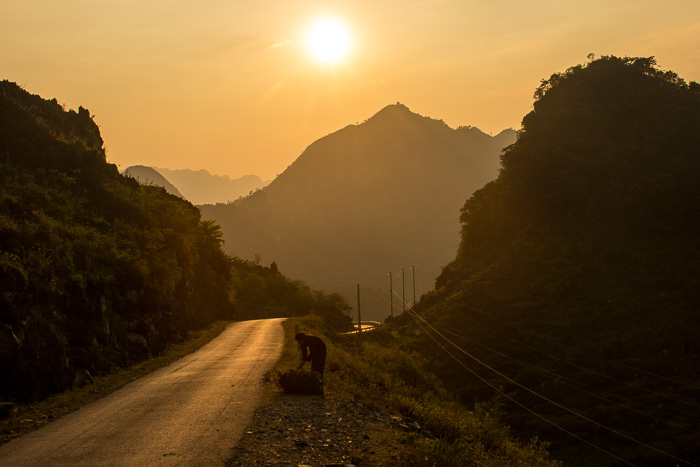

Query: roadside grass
left=0, top=320, right=231, bottom=445
left=282, top=315, right=561, bottom=467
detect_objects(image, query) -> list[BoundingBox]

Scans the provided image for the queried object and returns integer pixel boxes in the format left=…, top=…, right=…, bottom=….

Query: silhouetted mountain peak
left=364, top=103, right=449, bottom=132
left=122, top=165, right=184, bottom=199
left=202, top=103, right=516, bottom=319
left=266, top=103, right=512, bottom=199
left=370, top=102, right=413, bottom=118
left=494, top=128, right=516, bottom=138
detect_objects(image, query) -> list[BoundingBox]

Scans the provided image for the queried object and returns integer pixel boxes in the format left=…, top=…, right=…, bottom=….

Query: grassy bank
left=282, top=315, right=560, bottom=466
left=0, top=320, right=231, bottom=445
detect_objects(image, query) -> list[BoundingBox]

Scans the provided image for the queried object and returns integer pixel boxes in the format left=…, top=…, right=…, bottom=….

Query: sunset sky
left=2, top=0, right=699, bottom=180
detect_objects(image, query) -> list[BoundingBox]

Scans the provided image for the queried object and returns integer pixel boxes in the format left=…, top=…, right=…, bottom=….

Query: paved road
left=0, top=318, right=286, bottom=466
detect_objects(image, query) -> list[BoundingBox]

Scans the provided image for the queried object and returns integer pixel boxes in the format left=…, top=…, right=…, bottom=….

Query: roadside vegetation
left=0, top=320, right=230, bottom=445
left=0, top=79, right=353, bottom=406
left=278, top=316, right=560, bottom=467
left=401, top=56, right=700, bottom=465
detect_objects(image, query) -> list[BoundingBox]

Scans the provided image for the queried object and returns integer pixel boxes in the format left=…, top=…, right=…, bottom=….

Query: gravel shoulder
left=227, top=390, right=420, bottom=467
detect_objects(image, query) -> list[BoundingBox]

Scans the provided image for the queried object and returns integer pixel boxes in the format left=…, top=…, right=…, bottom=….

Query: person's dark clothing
left=298, top=333, right=327, bottom=375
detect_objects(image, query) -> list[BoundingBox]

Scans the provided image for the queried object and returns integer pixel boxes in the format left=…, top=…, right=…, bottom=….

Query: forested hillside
left=0, top=81, right=351, bottom=402
left=201, top=104, right=515, bottom=320
left=405, top=56, right=700, bottom=465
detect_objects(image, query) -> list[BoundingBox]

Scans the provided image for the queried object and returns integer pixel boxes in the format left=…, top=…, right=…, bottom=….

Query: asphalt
left=0, top=318, right=285, bottom=466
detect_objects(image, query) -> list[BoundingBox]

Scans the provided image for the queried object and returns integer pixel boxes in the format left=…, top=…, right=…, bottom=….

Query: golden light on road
left=305, top=18, right=351, bottom=64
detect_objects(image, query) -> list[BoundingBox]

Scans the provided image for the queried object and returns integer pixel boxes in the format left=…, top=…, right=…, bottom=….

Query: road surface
left=0, top=318, right=286, bottom=466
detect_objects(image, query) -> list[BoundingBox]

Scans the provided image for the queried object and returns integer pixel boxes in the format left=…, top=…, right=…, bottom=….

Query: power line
left=402, top=306, right=638, bottom=466
left=460, top=307, right=700, bottom=410
left=362, top=287, right=404, bottom=313
left=442, top=313, right=700, bottom=417
left=440, top=327, right=700, bottom=437
left=397, top=294, right=698, bottom=467
left=407, top=306, right=697, bottom=466
left=467, top=305, right=696, bottom=389
left=414, top=268, right=439, bottom=287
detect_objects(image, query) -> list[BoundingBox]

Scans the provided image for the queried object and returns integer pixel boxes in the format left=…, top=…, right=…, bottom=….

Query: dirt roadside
left=227, top=390, right=426, bottom=467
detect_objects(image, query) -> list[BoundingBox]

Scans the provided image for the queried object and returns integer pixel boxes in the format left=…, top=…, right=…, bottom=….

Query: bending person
left=295, top=332, right=327, bottom=375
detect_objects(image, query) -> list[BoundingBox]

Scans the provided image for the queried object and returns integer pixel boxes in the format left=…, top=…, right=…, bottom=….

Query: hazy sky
left=2, top=1, right=699, bottom=180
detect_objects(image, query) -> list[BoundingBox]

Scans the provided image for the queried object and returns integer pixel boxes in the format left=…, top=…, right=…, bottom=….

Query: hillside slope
left=201, top=104, right=515, bottom=319
left=0, top=80, right=355, bottom=403
left=407, top=56, right=700, bottom=465
left=0, top=80, right=235, bottom=401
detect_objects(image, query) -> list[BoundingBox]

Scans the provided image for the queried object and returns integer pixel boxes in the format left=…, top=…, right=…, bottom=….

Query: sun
left=305, top=18, right=351, bottom=64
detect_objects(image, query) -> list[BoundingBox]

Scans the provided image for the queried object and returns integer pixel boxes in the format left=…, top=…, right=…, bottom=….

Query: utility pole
left=387, top=272, right=393, bottom=317
left=410, top=265, right=416, bottom=305
left=356, top=284, right=362, bottom=334
left=401, top=268, right=405, bottom=313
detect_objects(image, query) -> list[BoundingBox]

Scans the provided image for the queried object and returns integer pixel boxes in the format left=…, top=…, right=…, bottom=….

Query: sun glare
left=305, top=18, right=351, bottom=64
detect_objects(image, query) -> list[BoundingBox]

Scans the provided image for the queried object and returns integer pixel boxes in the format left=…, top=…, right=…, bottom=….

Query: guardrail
left=354, top=321, right=381, bottom=327
left=342, top=321, right=382, bottom=335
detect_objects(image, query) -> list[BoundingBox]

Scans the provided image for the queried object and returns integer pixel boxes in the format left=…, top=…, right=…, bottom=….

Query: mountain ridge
left=201, top=103, right=516, bottom=319
left=154, top=167, right=266, bottom=205
left=122, top=165, right=185, bottom=198
left=407, top=56, right=700, bottom=465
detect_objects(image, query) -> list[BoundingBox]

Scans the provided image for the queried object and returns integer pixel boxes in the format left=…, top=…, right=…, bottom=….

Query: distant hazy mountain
left=153, top=168, right=266, bottom=205
left=200, top=104, right=515, bottom=320
left=122, top=165, right=184, bottom=198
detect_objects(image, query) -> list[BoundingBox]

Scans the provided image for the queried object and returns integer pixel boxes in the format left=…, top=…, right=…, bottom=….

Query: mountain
left=0, top=80, right=237, bottom=401
left=407, top=56, right=700, bottom=465
left=122, top=165, right=184, bottom=198
left=200, top=104, right=516, bottom=320
left=0, top=80, right=352, bottom=403
left=153, top=167, right=266, bottom=205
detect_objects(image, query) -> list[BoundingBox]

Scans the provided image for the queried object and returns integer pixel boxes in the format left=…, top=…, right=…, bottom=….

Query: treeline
left=0, top=80, right=351, bottom=402
left=230, top=259, right=353, bottom=332
left=400, top=57, right=700, bottom=465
